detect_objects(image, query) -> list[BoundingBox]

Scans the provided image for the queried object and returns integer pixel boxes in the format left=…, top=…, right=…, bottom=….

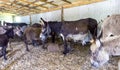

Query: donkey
left=60, top=18, right=97, bottom=55
left=4, top=21, right=27, bottom=27
left=0, top=26, right=22, bottom=60
left=90, top=14, right=120, bottom=67
left=40, top=18, right=97, bottom=54
left=4, top=21, right=28, bottom=35
left=39, top=18, right=62, bottom=48
left=90, top=35, right=120, bottom=67
left=23, top=24, right=42, bottom=51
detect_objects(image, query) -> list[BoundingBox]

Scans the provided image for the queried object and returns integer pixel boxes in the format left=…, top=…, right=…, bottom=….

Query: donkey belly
left=66, top=33, right=88, bottom=42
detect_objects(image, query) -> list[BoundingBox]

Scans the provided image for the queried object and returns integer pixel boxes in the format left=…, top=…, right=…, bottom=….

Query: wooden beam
left=62, top=0, right=71, bottom=4
left=40, top=0, right=58, bottom=7
left=61, top=6, right=64, bottom=22
left=29, top=15, right=32, bottom=25
left=21, top=0, right=48, bottom=9
left=46, top=1, right=58, bottom=6
left=0, top=0, right=10, bottom=3
left=12, top=15, right=15, bottom=22
left=31, top=3, right=48, bottom=9
left=10, top=0, right=17, bottom=6
left=40, top=0, right=47, bottom=2
left=0, top=4, right=5, bottom=6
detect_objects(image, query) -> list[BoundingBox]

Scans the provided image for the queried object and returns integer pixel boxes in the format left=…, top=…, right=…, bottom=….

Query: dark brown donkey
left=39, top=18, right=97, bottom=55
left=0, top=26, right=22, bottom=60
left=60, top=18, right=98, bottom=55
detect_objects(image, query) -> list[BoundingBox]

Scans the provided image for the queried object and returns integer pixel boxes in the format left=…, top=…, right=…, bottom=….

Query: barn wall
left=15, top=16, right=30, bottom=24
left=0, top=13, right=14, bottom=25
left=15, top=0, right=120, bottom=24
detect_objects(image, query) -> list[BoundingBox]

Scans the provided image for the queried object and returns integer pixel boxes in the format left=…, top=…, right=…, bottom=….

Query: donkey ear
left=40, top=18, right=48, bottom=26
left=97, top=27, right=103, bottom=39
left=39, top=19, right=45, bottom=26
left=40, top=18, right=47, bottom=23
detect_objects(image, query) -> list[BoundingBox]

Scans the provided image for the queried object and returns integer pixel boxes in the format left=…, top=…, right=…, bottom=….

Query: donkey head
left=90, top=28, right=109, bottom=68
left=13, top=26, right=23, bottom=37
left=39, top=18, right=51, bottom=41
left=4, top=26, right=23, bottom=38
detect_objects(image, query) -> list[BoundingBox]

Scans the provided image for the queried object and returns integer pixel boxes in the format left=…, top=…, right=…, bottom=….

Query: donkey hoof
left=42, top=46, right=47, bottom=49
left=63, top=52, right=67, bottom=55
left=63, top=51, right=68, bottom=55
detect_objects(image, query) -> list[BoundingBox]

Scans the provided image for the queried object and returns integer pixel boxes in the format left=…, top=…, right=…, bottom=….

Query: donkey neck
left=5, top=28, right=14, bottom=39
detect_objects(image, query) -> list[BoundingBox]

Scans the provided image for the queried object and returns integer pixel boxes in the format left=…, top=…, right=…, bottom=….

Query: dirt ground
left=0, top=41, right=119, bottom=70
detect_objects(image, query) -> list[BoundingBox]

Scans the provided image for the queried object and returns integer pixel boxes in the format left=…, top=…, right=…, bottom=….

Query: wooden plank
left=0, top=4, right=4, bottom=6
left=62, top=0, right=71, bottom=4
left=40, top=0, right=58, bottom=7
left=46, top=1, right=58, bottom=6
left=29, top=15, right=32, bottom=25
left=20, top=0, right=48, bottom=9
left=61, top=6, right=64, bottom=22
left=0, top=0, right=10, bottom=3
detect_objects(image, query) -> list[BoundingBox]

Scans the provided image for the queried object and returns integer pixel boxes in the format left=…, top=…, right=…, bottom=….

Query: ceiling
left=0, top=0, right=104, bottom=16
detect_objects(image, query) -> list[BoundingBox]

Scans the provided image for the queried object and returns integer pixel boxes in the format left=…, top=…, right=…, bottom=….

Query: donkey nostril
left=91, top=63, right=94, bottom=66
left=110, top=34, right=114, bottom=37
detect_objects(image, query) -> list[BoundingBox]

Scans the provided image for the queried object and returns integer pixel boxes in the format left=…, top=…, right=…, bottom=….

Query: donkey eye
left=110, top=34, right=114, bottom=37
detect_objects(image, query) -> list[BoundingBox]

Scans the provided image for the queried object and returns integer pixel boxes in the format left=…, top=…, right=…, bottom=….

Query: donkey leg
left=81, top=40, right=86, bottom=46
left=32, top=40, right=36, bottom=47
left=51, top=32, right=55, bottom=43
left=8, top=41, right=13, bottom=50
left=26, top=44, right=29, bottom=51
left=24, top=40, right=29, bottom=51
left=63, top=40, right=70, bottom=55
left=2, top=46, right=7, bottom=60
left=32, top=40, right=39, bottom=47
left=42, top=41, right=47, bottom=49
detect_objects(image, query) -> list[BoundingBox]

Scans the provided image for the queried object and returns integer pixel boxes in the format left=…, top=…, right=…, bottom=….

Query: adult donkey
left=4, top=21, right=28, bottom=34
left=60, top=18, right=97, bottom=55
left=24, top=23, right=42, bottom=51
left=40, top=18, right=97, bottom=54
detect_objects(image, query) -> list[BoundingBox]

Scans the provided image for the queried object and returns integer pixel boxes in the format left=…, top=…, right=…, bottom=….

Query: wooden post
left=0, top=21, right=1, bottom=26
left=12, top=15, right=15, bottom=23
left=61, top=6, right=64, bottom=22
left=30, top=15, right=32, bottom=25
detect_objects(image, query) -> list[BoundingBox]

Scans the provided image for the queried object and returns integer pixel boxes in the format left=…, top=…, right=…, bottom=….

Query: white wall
left=15, top=16, right=30, bottom=24
left=0, top=13, right=14, bottom=25
left=15, top=0, right=120, bottom=24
